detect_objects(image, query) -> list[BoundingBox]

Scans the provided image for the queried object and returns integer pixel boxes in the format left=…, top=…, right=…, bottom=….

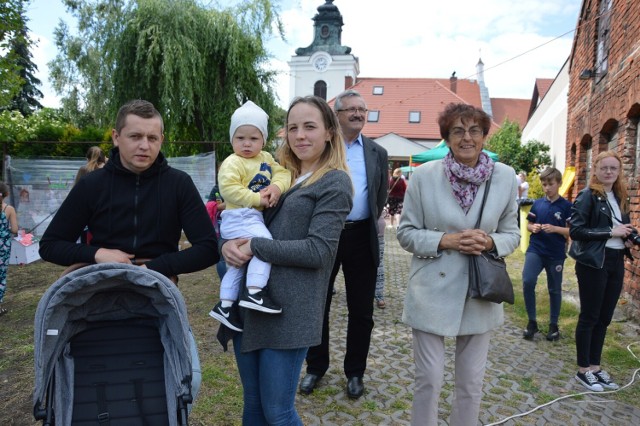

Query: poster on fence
left=3, top=152, right=216, bottom=238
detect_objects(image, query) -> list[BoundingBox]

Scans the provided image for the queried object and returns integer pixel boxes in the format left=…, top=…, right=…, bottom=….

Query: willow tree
left=50, top=0, right=283, bottom=157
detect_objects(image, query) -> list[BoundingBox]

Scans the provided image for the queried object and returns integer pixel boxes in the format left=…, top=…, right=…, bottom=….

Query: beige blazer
left=397, top=160, right=520, bottom=336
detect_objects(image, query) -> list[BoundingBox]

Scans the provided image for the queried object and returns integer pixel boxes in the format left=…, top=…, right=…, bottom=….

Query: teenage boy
left=522, top=167, right=572, bottom=341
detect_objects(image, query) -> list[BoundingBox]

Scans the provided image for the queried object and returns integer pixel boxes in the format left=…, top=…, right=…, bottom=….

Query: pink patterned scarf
left=443, top=151, right=494, bottom=214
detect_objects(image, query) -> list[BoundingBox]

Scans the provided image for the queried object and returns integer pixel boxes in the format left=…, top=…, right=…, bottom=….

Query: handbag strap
left=474, top=174, right=493, bottom=228
left=388, top=177, right=400, bottom=193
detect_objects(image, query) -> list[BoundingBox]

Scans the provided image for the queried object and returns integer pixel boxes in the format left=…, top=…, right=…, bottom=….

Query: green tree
left=4, top=2, right=44, bottom=116
left=485, top=119, right=551, bottom=173
left=50, top=0, right=284, bottom=160
left=0, top=0, right=28, bottom=107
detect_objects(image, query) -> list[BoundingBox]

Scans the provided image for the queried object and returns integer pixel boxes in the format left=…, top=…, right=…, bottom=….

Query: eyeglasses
left=598, top=166, right=619, bottom=173
left=449, top=127, right=483, bottom=140
left=336, top=107, right=368, bottom=114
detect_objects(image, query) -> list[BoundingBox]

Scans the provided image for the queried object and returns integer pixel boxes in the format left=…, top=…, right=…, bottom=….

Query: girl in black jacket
left=569, top=150, right=634, bottom=392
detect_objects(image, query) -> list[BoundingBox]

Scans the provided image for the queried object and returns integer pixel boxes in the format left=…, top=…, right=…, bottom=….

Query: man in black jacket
left=39, top=99, right=218, bottom=277
left=299, top=90, right=388, bottom=399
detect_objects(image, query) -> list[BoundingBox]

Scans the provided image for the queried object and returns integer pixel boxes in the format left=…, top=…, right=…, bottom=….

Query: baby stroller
left=33, top=263, right=194, bottom=425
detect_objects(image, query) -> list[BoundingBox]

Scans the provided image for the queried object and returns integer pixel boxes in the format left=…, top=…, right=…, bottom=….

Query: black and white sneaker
left=209, top=301, right=243, bottom=332
left=239, top=288, right=282, bottom=314
left=575, top=371, right=604, bottom=392
left=592, top=370, right=619, bottom=390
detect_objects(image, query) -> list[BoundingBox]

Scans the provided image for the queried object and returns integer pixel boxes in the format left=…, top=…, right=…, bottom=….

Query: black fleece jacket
left=39, top=148, right=218, bottom=278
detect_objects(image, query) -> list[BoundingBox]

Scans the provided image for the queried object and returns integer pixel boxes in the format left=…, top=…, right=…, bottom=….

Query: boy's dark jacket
left=569, top=187, right=631, bottom=268
left=39, top=148, right=218, bottom=278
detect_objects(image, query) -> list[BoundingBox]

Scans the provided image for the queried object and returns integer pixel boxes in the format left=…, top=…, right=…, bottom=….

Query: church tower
left=476, top=57, right=493, bottom=117
left=288, top=0, right=359, bottom=103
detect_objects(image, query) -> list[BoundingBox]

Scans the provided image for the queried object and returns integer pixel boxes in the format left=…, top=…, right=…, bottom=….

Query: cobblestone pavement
left=295, top=228, right=640, bottom=425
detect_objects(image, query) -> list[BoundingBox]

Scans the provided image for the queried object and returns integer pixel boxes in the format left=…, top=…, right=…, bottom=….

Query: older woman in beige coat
left=397, top=103, right=520, bottom=426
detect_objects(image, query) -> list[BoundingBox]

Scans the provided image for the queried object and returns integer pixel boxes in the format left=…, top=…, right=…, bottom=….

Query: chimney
left=449, top=72, right=458, bottom=93
left=345, top=75, right=353, bottom=89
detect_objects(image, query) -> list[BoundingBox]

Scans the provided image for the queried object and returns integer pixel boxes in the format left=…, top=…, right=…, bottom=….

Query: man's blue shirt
left=345, top=134, right=370, bottom=221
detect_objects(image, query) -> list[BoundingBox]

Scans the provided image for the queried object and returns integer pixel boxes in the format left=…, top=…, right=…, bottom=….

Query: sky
left=25, top=0, right=581, bottom=109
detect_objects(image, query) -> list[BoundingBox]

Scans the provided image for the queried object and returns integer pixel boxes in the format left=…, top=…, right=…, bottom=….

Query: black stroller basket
left=33, top=264, right=194, bottom=426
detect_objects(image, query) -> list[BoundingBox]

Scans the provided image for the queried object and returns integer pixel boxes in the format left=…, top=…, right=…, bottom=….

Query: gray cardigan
left=397, top=161, right=520, bottom=336
left=240, top=170, right=353, bottom=352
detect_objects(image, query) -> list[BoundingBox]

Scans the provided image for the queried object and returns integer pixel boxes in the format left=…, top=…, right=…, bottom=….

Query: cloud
left=268, top=0, right=578, bottom=106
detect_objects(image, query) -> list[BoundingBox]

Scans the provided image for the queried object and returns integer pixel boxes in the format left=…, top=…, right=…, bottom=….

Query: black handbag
left=467, top=175, right=515, bottom=304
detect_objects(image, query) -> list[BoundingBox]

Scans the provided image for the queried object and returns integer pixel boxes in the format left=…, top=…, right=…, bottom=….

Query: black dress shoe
left=347, top=376, right=364, bottom=399
left=299, top=373, right=321, bottom=395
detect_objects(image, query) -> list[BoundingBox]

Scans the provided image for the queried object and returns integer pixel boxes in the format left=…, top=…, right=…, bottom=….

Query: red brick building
left=567, top=0, right=640, bottom=315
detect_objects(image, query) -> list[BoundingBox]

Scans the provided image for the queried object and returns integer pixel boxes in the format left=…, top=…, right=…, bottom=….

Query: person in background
left=387, top=168, right=407, bottom=229
left=518, top=171, right=529, bottom=200
left=74, top=146, right=106, bottom=185
left=208, top=100, right=291, bottom=332
left=569, top=150, right=633, bottom=392
left=219, top=95, right=353, bottom=424
left=375, top=215, right=386, bottom=309
left=0, top=182, right=19, bottom=316
left=299, top=89, right=388, bottom=400
left=74, top=146, right=107, bottom=244
left=522, top=167, right=572, bottom=341
left=39, top=99, right=218, bottom=405
left=397, top=103, right=519, bottom=425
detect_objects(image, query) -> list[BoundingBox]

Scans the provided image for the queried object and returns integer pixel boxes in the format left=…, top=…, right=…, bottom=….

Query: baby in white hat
left=209, top=101, right=291, bottom=332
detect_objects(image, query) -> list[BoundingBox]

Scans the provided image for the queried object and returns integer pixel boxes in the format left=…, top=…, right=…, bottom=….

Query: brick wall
left=567, top=0, right=640, bottom=317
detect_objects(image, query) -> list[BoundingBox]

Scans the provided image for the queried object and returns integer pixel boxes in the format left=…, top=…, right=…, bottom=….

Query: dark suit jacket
left=362, top=135, right=388, bottom=266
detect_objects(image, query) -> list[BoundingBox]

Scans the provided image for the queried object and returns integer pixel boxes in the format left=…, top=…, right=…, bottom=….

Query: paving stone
left=296, top=228, right=640, bottom=425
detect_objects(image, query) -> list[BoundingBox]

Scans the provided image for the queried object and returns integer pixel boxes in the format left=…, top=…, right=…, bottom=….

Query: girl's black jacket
left=39, top=148, right=218, bottom=278
left=569, top=187, right=631, bottom=269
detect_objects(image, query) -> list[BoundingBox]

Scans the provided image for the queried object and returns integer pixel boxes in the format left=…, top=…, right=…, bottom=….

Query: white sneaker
left=575, top=371, right=604, bottom=392
left=592, top=370, right=619, bottom=390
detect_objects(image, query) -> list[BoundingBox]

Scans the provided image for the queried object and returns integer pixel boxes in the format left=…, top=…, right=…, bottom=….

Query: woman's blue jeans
left=233, top=334, right=307, bottom=425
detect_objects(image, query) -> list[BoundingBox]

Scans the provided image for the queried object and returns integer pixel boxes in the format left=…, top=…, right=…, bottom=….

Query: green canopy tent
left=411, top=141, right=499, bottom=164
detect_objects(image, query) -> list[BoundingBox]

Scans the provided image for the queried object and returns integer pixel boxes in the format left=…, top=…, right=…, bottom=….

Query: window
left=596, top=0, right=613, bottom=78
left=409, top=111, right=421, bottom=123
left=372, top=86, right=384, bottom=95
left=367, top=110, right=380, bottom=122
left=314, top=81, right=327, bottom=100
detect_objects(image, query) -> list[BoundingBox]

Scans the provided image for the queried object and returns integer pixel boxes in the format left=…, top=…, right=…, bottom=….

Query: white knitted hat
left=229, top=100, right=269, bottom=143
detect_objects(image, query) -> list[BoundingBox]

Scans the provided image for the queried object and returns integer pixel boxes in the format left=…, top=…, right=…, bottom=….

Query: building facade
left=567, top=0, right=640, bottom=314
left=523, top=62, right=569, bottom=174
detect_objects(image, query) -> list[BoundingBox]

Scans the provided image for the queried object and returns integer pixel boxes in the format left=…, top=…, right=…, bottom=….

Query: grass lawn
left=1, top=237, right=639, bottom=425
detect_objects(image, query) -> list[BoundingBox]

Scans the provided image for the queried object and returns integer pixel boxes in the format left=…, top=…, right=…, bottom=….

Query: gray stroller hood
left=33, top=263, right=192, bottom=426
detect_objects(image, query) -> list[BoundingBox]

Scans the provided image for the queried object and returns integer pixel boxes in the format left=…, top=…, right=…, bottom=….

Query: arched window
left=628, top=104, right=640, bottom=176
left=314, top=81, right=327, bottom=100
